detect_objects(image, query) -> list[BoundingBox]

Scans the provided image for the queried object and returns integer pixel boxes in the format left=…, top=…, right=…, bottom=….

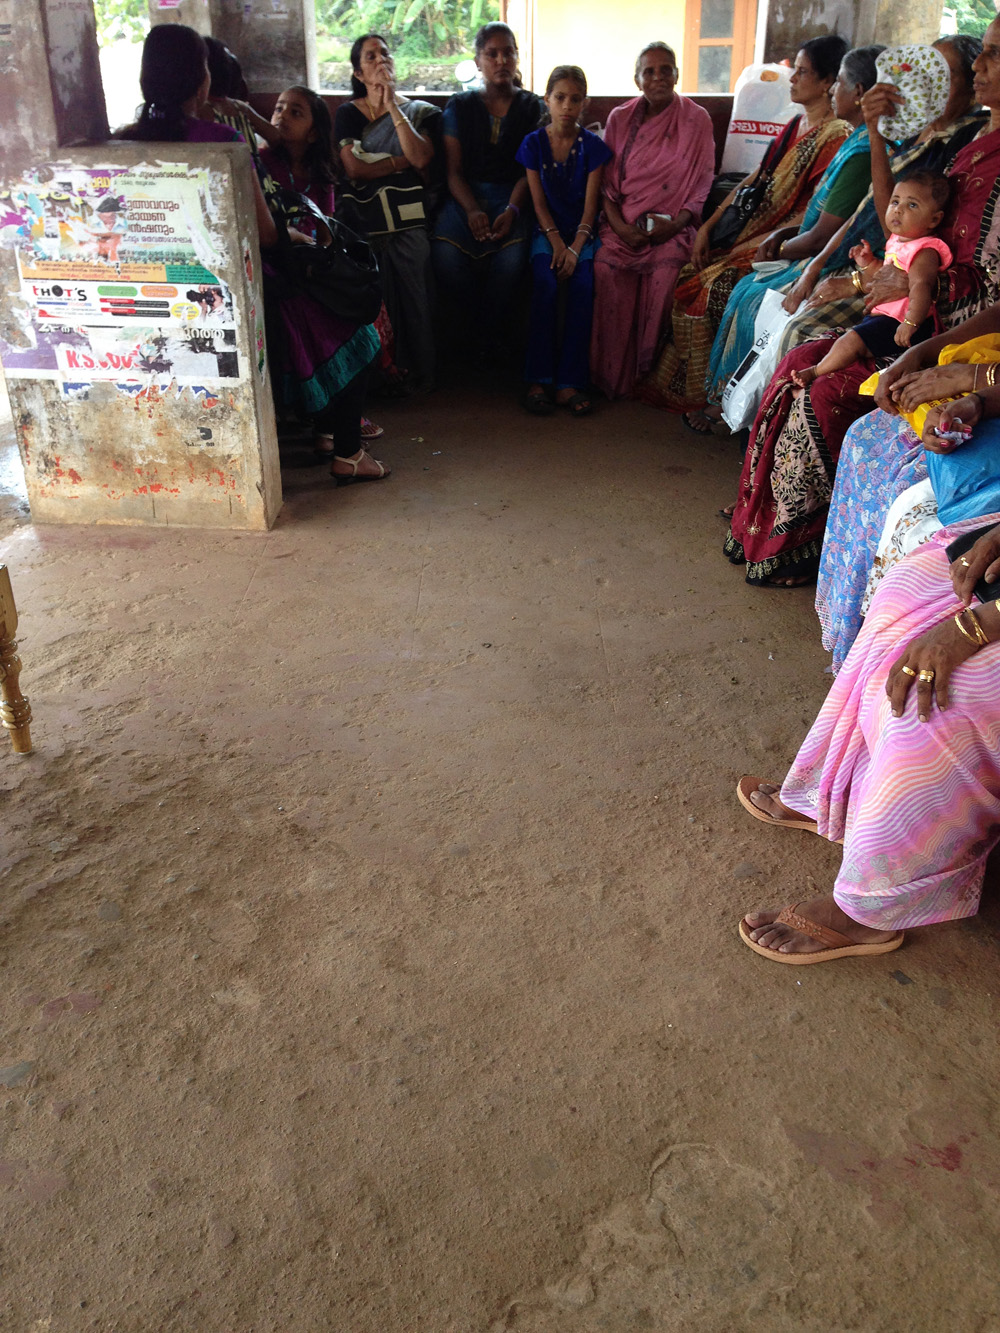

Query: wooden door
left=683, top=0, right=757, bottom=94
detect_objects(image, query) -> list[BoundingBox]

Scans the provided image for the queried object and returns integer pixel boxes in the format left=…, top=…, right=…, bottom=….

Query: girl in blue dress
left=516, top=65, right=612, bottom=415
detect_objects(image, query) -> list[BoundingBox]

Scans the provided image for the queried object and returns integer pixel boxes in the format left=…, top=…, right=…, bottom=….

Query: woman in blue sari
left=693, top=46, right=884, bottom=429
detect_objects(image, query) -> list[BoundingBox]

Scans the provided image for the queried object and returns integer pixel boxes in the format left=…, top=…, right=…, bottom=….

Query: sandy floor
left=1, top=383, right=999, bottom=1332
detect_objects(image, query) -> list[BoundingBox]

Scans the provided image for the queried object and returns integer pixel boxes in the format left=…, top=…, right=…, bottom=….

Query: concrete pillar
left=209, top=0, right=316, bottom=93
left=0, top=0, right=282, bottom=530
left=762, top=0, right=947, bottom=62
left=0, top=144, right=281, bottom=529
left=0, top=0, right=108, bottom=167
left=870, top=0, right=949, bottom=45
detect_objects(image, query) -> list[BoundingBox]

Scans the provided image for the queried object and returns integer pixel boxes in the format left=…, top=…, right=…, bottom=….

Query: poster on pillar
left=0, top=161, right=243, bottom=391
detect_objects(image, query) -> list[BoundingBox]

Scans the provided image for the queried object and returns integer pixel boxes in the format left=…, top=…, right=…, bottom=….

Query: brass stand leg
left=0, top=565, right=31, bottom=754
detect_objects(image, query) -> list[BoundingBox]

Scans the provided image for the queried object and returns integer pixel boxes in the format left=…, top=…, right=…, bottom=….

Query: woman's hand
left=861, top=82, right=905, bottom=133
left=755, top=230, right=785, bottom=262
left=647, top=216, right=681, bottom=245
left=466, top=208, right=491, bottom=242
left=951, top=522, right=1000, bottom=605
left=369, top=57, right=397, bottom=102
left=872, top=343, right=937, bottom=414
left=609, top=213, right=647, bottom=250
left=922, top=394, right=980, bottom=454
left=287, top=227, right=315, bottom=246
left=690, top=224, right=712, bottom=271
left=891, top=363, right=976, bottom=413
left=783, top=264, right=821, bottom=313
left=866, top=264, right=908, bottom=311
left=553, top=244, right=578, bottom=279
left=490, top=207, right=515, bottom=242
left=803, top=274, right=855, bottom=310
left=886, top=617, right=980, bottom=721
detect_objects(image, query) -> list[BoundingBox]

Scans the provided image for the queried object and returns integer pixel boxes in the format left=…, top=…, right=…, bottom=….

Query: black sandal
left=560, top=391, right=593, bottom=417
left=523, top=388, right=556, bottom=416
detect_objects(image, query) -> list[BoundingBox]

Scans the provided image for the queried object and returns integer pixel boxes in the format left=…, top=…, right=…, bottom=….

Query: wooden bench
left=0, top=565, right=32, bottom=754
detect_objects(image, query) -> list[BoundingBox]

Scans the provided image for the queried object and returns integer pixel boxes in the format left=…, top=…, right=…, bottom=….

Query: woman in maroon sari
left=725, top=20, right=1000, bottom=587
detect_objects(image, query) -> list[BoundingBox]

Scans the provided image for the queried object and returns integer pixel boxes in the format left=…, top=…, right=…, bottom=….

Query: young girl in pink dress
left=793, top=169, right=952, bottom=387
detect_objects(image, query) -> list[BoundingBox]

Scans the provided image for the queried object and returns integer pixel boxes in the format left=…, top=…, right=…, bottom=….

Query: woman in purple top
left=118, top=25, right=388, bottom=482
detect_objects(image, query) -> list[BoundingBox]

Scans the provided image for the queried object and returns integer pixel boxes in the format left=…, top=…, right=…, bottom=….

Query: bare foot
left=743, top=893, right=897, bottom=956
left=331, top=448, right=390, bottom=481
left=745, top=782, right=809, bottom=825
left=761, top=572, right=813, bottom=588
left=791, top=366, right=818, bottom=389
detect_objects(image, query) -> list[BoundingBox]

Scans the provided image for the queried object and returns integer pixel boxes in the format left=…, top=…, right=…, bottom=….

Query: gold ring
left=901, top=665, right=917, bottom=677
left=918, top=669, right=936, bottom=682
left=960, top=557, right=971, bottom=568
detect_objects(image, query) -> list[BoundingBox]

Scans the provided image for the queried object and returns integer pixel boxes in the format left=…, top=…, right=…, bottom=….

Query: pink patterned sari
left=781, top=513, right=1000, bottom=931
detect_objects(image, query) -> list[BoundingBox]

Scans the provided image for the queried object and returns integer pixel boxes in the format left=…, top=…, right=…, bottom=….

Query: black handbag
left=710, top=117, right=800, bottom=252
left=271, top=188, right=383, bottom=326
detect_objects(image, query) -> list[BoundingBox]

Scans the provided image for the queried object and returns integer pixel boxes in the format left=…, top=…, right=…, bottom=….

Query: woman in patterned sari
left=724, top=19, right=1000, bottom=588
left=636, top=35, right=851, bottom=415
left=739, top=497, right=1000, bottom=964
left=770, top=36, right=984, bottom=362
left=702, top=44, right=886, bottom=421
left=817, top=315, right=1000, bottom=671
left=706, top=38, right=984, bottom=416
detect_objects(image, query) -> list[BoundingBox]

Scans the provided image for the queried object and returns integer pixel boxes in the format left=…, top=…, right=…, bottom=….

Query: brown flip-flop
left=738, top=904, right=904, bottom=965
left=736, top=775, right=820, bottom=832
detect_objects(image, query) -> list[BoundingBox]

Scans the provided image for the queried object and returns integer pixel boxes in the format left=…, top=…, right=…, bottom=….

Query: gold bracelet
left=901, top=317, right=917, bottom=327
left=955, top=611, right=981, bottom=648
left=965, top=606, right=991, bottom=646
left=987, top=363, right=998, bottom=389
left=852, top=269, right=864, bottom=292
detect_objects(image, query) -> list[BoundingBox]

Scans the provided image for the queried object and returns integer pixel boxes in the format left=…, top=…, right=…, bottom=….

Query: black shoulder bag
left=709, top=116, right=800, bottom=252
left=271, top=188, right=383, bottom=327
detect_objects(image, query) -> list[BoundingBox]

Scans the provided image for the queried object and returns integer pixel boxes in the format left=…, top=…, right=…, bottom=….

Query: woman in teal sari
left=695, top=45, right=884, bottom=427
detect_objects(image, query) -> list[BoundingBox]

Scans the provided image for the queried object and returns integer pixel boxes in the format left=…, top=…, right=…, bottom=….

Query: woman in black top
left=431, top=22, right=542, bottom=358
left=335, top=33, right=442, bottom=393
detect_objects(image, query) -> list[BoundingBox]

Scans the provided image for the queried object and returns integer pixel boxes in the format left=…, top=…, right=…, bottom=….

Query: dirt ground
left=1, top=379, right=999, bottom=1333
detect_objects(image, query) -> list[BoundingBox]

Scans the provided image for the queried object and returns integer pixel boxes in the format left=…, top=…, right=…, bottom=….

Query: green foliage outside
left=315, top=0, right=498, bottom=88
left=946, top=0, right=997, bottom=36
left=93, top=0, right=147, bottom=45
left=91, top=0, right=500, bottom=88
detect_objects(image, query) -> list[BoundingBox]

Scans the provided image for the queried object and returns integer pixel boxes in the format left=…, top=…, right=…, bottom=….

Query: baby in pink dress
left=793, top=169, right=951, bottom=388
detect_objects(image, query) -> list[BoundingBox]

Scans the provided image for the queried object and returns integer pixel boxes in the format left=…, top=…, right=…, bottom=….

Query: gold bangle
left=901, top=317, right=917, bottom=327
left=965, top=606, right=991, bottom=646
left=955, top=611, right=981, bottom=648
left=987, top=363, right=998, bottom=389
left=852, top=269, right=864, bottom=292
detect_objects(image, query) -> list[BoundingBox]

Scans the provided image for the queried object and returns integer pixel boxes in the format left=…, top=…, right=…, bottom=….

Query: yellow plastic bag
left=859, top=333, right=1000, bottom=437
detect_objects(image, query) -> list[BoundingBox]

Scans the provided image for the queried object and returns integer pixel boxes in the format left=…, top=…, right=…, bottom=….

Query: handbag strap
left=275, top=185, right=338, bottom=246
left=756, top=115, right=800, bottom=185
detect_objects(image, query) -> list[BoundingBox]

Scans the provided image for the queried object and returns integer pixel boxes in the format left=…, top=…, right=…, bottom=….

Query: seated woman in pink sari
left=737, top=498, right=1000, bottom=964
left=590, top=42, right=715, bottom=399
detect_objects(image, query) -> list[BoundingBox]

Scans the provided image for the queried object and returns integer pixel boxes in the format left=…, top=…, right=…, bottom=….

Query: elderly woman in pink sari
left=591, top=42, right=716, bottom=399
